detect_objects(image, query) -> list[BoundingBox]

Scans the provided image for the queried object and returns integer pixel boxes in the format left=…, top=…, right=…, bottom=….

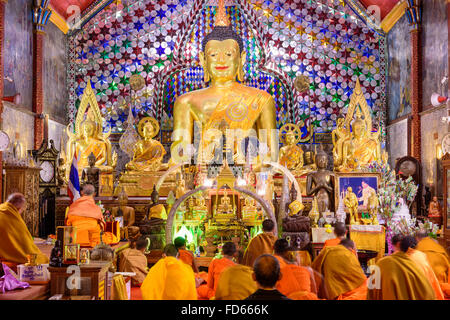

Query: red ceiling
left=359, top=0, right=401, bottom=20
left=50, top=0, right=95, bottom=19
left=50, top=0, right=401, bottom=21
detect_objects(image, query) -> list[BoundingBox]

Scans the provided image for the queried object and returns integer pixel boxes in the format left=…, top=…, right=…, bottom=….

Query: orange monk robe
left=416, top=237, right=450, bottom=284
left=178, top=249, right=198, bottom=272
left=242, top=232, right=277, bottom=267
left=0, top=202, right=49, bottom=265
left=66, top=196, right=105, bottom=247
left=323, top=237, right=341, bottom=247
left=276, top=264, right=319, bottom=300
left=118, top=248, right=148, bottom=286
left=198, top=257, right=236, bottom=299
left=274, top=255, right=288, bottom=269
left=312, top=245, right=367, bottom=300
left=407, top=248, right=444, bottom=300
left=215, top=265, right=258, bottom=300
left=368, top=251, right=436, bottom=300
left=141, top=256, right=197, bottom=300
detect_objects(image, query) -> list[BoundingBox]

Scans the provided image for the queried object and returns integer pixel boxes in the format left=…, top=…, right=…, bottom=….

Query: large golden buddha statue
left=126, top=117, right=166, bottom=172
left=66, top=81, right=116, bottom=174
left=171, top=0, right=277, bottom=165
left=335, top=79, right=381, bottom=172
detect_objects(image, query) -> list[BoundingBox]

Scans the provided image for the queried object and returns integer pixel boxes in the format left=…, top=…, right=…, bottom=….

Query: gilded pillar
left=406, top=0, right=422, bottom=160
left=32, top=1, right=52, bottom=150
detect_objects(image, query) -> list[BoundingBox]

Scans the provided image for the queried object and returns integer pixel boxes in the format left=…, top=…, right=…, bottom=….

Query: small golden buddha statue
left=126, top=117, right=166, bottom=172
left=111, top=189, right=136, bottom=240
left=65, top=81, right=116, bottom=174
left=242, top=197, right=258, bottom=221
left=57, top=157, right=68, bottom=189
left=193, top=194, right=208, bottom=216
left=171, top=0, right=277, bottom=165
left=217, top=190, right=234, bottom=215
left=335, top=79, right=382, bottom=172
left=344, top=187, right=359, bottom=225
left=146, top=186, right=167, bottom=220
left=279, top=125, right=304, bottom=172
left=332, top=117, right=350, bottom=168
left=175, top=175, right=187, bottom=200
left=428, top=196, right=442, bottom=217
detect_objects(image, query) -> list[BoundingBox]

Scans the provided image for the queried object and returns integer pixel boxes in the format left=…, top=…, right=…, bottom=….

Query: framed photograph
left=335, top=173, right=381, bottom=212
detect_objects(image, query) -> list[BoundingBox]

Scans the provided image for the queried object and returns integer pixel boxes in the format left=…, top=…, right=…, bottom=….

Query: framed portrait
left=335, top=173, right=381, bottom=212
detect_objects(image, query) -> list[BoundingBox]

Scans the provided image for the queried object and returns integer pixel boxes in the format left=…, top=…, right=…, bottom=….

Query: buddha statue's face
left=82, top=121, right=96, bottom=139
left=118, top=195, right=128, bottom=206
left=200, top=39, right=246, bottom=82
left=286, top=132, right=296, bottom=145
left=316, top=154, right=328, bottom=169
left=352, top=119, right=366, bottom=139
left=142, top=123, right=153, bottom=139
left=88, top=155, right=96, bottom=166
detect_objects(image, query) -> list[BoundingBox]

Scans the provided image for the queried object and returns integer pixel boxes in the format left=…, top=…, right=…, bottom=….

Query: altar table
left=349, top=225, right=385, bottom=264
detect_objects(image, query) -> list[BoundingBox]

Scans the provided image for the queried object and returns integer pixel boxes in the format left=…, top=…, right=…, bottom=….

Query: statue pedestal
left=139, top=220, right=166, bottom=250
left=115, top=171, right=175, bottom=197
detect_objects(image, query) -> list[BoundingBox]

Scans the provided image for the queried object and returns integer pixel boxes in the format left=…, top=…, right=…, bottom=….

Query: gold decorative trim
left=380, top=1, right=407, bottom=33
left=48, top=5, right=69, bottom=34
left=344, top=79, right=372, bottom=132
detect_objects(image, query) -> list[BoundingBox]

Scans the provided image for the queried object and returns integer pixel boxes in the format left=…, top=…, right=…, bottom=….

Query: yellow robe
left=148, top=204, right=167, bottom=220
left=0, top=202, right=49, bottom=265
left=368, top=251, right=436, bottom=300
left=140, top=256, right=197, bottom=300
left=118, top=248, right=148, bottom=286
left=312, top=245, right=367, bottom=300
left=242, top=232, right=277, bottom=268
left=215, top=265, right=258, bottom=300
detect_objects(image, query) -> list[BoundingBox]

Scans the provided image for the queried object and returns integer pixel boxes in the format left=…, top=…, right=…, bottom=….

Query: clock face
left=0, top=131, right=10, bottom=151
left=39, top=161, right=54, bottom=183
left=442, top=134, right=450, bottom=156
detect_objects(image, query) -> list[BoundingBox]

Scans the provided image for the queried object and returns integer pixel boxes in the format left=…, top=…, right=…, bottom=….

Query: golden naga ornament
left=65, top=80, right=117, bottom=174
left=126, top=117, right=166, bottom=172
left=334, top=79, right=383, bottom=172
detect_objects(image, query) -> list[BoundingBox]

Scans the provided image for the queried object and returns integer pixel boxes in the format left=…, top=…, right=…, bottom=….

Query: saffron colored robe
left=66, top=196, right=105, bottom=247
left=215, top=265, right=258, bottom=300
left=276, top=263, right=319, bottom=300
left=312, top=245, right=367, bottom=300
left=140, top=256, right=197, bottom=300
left=368, top=251, right=436, bottom=300
left=198, top=257, right=236, bottom=300
left=323, top=237, right=342, bottom=247
left=0, top=202, right=49, bottom=265
left=118, top=248, right=148, bottom=286
left=242, top=232, right=277, bottom=268
left=178, top=249, right=198, bottom=273
left=416, top=237, right=450, bottom=298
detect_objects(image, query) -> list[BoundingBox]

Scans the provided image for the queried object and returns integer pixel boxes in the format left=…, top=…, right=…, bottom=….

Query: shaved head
left=81, top=184, right=96, bottom=196
left=7, top=193, right=26, bottom=211
left=253, top=254, right=280, bottom=288
left=339, top=238, right=356, bottom=251
left=163, top=244, right=178, bottom=257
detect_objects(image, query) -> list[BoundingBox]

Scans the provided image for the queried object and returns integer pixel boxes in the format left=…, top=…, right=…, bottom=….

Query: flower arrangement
left=417, top=219, right=440, bottom=239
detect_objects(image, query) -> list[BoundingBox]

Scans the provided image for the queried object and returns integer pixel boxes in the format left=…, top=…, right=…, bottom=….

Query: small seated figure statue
left=126, top=117, right=166, bottom=172
left=193, top=194, right=208, bottom=218
left=367, top=190, right=379, bottom=225
left=49, top=240, right=63, bottom=267
left=217, top=190, right=234, bottom=215
left=279, top=129, right=304, bottom=172
left=302, top=148, right=317, bottom=173
left=185, top=197, right=196, bottom=220
left=175, top=175, right=187, bottom=200
left=428, top=196, right=442, bottom=217
left=282, top=199, right=309, bottom=233
left=332, top=117, right=350, bottom=168
left=146, top=186, right=167, bottom=221
left=82, top=152, right=100, bottom=195
left=242, top=197, right=259, bottom=221
left=344, top=187, right=359, bottom=225
left=111, top=189, right=136, bottom=240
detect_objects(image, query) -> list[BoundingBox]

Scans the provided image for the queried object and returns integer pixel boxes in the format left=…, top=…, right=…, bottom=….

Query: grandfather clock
left=33, top=138, right=59, bottom=238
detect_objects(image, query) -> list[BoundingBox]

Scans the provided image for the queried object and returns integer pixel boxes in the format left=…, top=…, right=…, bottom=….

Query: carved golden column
left=0, top=0, right=7, bottom=195
left=32, top=1, right=52, bottom=150
left=406, top=0, right=422, bottom=160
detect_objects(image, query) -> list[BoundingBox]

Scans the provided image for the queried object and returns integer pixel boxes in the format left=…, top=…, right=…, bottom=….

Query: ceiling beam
left=48, top=4, right=69, bottom=34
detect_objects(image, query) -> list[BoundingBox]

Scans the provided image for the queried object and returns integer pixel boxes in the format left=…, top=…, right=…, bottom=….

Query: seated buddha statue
left=126, top=117, right=166, bottom=172
left=279, top=128, right=304, bottom=173
left=428, top=196, right=442, bottom=217
left=335, top=80, right=381, bottom=172
left=171, top=0, right=277, bottom=165
left=193, top=194, right=208, bottom=217
left=146, top=186, right=167, bottom=221
left=66, top=83, right=116, bottom=174
left=242, top=197, right=258, bottom=221
left=217, top=190, right=234, bottom=215
left=332, top=117, right=350, bottom=168
left=111, top=188, right=135, bottom=240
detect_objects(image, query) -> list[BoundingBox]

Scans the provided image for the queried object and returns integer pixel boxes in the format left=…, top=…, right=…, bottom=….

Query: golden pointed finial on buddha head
left=215, top=0, right=230, bottom=27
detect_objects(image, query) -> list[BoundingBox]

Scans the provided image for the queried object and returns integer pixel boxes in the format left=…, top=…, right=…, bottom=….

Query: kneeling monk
left=242, top=219, right=277, bottom=268
left=66, top=184, right=105, bottom=247
left=0, top=193, right=49, bottom=266
left=312, top=239, right=367, bottom=300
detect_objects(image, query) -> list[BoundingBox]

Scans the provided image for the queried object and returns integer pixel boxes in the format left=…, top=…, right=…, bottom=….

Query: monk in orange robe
left=400, top=236, right=444, bottom=300
left=274, top=239, right=319, bottom=300
left=66, top=184, right=105, bottom=247
left=174, top=237, right=198, bottom=273
left=312, top=239, right=368, bottom=300
left=416, top=233, right=450, bottom=299
left=141, top=244, right=197, bottom=300
left=197, top=242, right=236, bottom=300
left=368, top=244, right=436, bottom=300
left=323, top=222, right=347, bottom=248
left=0, top=193, right=49, bottom=267
left=215, top=264, right=258, bottom=300
left=242, top=219, right=277, bottom=268
left=118, top=237, right=149, bottom=287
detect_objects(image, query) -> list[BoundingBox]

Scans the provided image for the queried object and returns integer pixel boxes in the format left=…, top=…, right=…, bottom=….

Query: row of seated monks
left=0, top=188, right=449, bottom=300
